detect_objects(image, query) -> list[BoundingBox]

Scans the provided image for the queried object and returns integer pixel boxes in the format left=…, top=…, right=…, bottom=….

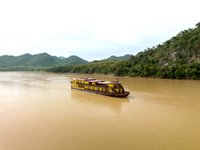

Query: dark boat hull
left=71, top=87, right=130, bottom=98
left=96, top=91, right=130, bottom=97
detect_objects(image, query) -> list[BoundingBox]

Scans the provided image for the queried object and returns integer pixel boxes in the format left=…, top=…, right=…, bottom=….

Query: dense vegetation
left=46, top=23, right=200, bottom=79
left=0, top=53, right=87, bottom=71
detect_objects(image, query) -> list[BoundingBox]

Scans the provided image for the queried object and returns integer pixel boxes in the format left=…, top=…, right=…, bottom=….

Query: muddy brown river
left=0, top=72, right=200, bottom=150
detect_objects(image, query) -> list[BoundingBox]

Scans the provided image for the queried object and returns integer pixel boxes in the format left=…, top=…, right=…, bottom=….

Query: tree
left=195, top=22, right=200, bottom=28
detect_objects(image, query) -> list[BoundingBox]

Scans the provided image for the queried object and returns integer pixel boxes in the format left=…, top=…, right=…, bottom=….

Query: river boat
left=71, top=77, right=130, bottom=97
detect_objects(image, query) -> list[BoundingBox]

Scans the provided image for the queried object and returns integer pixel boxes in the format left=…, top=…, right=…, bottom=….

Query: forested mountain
left=0, top=53, right=87, bottom=70
left=47, top=22, right=200, bottom=79
left=124, top=22, right=200, bottom=79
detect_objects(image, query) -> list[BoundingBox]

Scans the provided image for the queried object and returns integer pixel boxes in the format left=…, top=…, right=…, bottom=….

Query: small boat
left=71, top=77, right=130, bottom=97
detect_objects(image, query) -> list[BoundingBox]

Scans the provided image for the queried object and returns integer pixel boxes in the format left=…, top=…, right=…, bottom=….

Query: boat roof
left=72, top=77, right=95, bottom=80
left=72, top=77, right=121, bottom=84
left=98, top=81, right=121, bottom=84
left=89, top=80, right=103, bottom=82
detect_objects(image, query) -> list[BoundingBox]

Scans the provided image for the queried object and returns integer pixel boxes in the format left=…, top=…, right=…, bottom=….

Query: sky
left=0, top=0, right=199, bottom=60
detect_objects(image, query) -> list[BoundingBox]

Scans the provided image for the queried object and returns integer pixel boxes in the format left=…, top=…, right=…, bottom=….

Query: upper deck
left=71, top=77, right=122, bottom=86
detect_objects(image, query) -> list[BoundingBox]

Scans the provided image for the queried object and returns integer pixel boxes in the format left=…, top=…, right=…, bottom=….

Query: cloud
left=0, top=0, right=199, bottom=60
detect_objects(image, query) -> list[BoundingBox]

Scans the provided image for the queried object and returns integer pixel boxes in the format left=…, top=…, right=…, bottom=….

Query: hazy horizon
left=0, top=0, right=199, bottom=60
left=0, top=52, right=133, bottom=61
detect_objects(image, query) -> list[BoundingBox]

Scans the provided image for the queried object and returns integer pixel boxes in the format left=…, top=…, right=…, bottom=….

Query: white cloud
left=0, top=0, right=199, bottom=60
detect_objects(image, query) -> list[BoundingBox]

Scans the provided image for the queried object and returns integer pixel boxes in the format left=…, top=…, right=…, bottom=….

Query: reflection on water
left=0, top=72, right=200, bottom=150
left=71, top=90, right=129, bottom=113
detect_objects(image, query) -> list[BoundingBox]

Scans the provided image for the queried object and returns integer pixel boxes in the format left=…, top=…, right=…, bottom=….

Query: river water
left=0, top=72, right=200, bottom=150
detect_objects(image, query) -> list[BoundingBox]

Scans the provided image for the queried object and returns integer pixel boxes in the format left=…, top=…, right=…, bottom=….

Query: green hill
left=46, top=22, right=200, bottom=79
left=25, top=53, right=61, bottom=67
left=104, top=54, right=132, bottom=61
left=91, top=54, right=132, bottom=63
left=124, top=22, right=200, bottom=79
left=0, top=60, right=8, bottom=68
left=0, top=55, right=15, bottom=65
left=11, top=53, right=33, bottom=66
left=62, top=55, right=88, bottom=65
left=0, top=53, right=88, bottom=70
